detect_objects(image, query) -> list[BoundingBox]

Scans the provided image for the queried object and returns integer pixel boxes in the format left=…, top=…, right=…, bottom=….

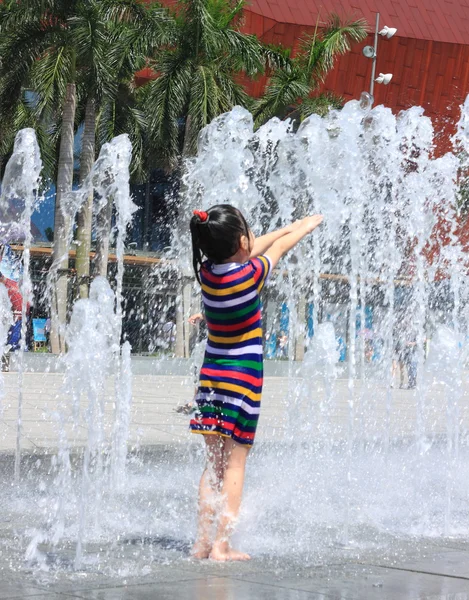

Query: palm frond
left=14, top=98, right=58, bottom=178
left=0, top=20, right=63, bottom=114
left=253, top=67, right=310, bottom=126
left=0, top=94, right=58, bottom=179
left=208, top=0, right=245, bottom=29
left=299, top=14, right=368, bottom=84
left=28, top=42, right=75, bottom=116
left=97, top=86, right=148, bottom=182
left=214, top=69, right=250, bottom=109
left=69, top=4, right=119, bottom=101
left=299, top=92, right=344, bottom=119
left=144, top=57, right=192, bottom=165
left=216, top=30, right=267, bottom=76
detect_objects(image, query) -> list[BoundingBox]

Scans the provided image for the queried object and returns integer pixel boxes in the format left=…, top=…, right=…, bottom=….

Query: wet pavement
left=1, top=373, right=469, bottom=598
left=2, top=544, right=469, bottom=599
left=2, top=371, right=468, bottom=451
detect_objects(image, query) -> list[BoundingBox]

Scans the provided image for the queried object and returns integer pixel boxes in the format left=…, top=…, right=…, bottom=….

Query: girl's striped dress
left=190, top=256, right=271, bottom=445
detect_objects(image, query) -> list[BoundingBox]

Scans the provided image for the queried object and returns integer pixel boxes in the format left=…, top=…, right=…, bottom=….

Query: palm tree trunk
left=50, top=83, right=77, bottom=355
left=75, top=98, right=96, bottom=299
left=174, top=116, right=194, bottom=357
left=93, top=196, right=113, bottom=277
left=181, top=115, right=193, bottom=158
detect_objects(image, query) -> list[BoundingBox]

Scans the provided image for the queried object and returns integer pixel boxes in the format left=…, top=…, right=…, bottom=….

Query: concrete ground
left=1, top=371, right=469, bottom=599
left=1, top=370, right=469, bottom=451
left=2, top=536, right=469, bottom=599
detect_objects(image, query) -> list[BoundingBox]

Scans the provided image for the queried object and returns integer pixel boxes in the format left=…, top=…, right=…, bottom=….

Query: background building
left=139, top=0, right=469, bottom=153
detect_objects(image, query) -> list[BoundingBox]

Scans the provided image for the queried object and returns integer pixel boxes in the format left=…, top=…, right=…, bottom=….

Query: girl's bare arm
left=249, top=221, right=303, bottom=258
left=265, top=215, right=323, bottom=269
left=188, top=312, right=204, bottom=325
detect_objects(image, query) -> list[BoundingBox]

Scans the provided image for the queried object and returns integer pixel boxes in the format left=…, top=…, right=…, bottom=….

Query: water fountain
left=0, top=94, right=468, bottom=580
left=0, top=285, right=12, bottom=411
left=179, top=96, right=469, bottom=547
left=0, top=129, right=42, bottom=480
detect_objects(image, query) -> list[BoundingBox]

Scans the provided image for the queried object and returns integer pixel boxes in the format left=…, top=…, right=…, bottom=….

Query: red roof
left=246, top=0, right=469, bottom=45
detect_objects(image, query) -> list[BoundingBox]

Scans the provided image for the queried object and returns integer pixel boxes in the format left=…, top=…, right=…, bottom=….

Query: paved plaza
left=2, top=546, right=469, bottom=599
left=2, top=369, right=469, bottom=451
left=1, top=370, right=469, bottom=599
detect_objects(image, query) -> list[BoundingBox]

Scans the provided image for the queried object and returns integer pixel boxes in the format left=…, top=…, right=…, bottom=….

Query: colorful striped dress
left=190, top=256, right=271, bottom=445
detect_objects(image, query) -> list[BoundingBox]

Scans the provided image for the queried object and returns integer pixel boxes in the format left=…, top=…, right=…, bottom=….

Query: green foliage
left=300, top=92, right=345, bottom=119
left=144, top=0, right=287, bottom=165
left=97, top=85, right=149, bottom=182
left=0, top=0, right=170, bottom=180
left=254, top=14, right=368, bottom=126
left=0, top=91, right=59, bottom=180
left=0, top=1, right=367, bottom=177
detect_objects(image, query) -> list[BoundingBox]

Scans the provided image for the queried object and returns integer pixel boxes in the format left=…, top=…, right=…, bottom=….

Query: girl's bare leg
left=210, top=438, right=251, bottom=561
left=192, top=435, right=224, bottom=559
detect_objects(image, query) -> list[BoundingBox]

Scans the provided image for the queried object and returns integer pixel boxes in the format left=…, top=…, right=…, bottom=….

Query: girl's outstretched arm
left=188, top=312, right=204, bottom=325
left=250, top=221, right=303, bottom=258
left=265, top=215, right=323, bottom=269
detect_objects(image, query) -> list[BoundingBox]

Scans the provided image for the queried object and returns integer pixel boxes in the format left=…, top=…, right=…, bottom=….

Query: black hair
left=190, top=204, right=250, bottom=284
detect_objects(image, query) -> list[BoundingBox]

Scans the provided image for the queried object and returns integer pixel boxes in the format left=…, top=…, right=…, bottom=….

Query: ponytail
left=190, top=213, right=206, bottom=284
left=189, top=204, right=250, bottom=285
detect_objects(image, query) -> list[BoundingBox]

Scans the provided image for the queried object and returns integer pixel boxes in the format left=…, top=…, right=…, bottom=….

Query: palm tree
left=144, top=0, right=285, bottom=167
left=253, top=14, right=368, bottom=126
left=0, top=93, right=59, bottom=182
left=142, top=0, right=286, bottom=358
left=74, top=2, right=174, bottom=292
left=92, top=83, right=149, bottom=279
left=0, top=0, right=171, bottom=351
left=0, top=1, right=78, bottom=353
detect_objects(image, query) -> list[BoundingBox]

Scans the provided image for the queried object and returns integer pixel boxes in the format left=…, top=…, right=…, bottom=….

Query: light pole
left=362, top=13, right=397, bottom=104
left=369, top=12, right=380, bottom=98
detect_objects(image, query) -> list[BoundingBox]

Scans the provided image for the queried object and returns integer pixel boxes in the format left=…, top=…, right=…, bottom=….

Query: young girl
left=189, top=204, right=323, bottom=561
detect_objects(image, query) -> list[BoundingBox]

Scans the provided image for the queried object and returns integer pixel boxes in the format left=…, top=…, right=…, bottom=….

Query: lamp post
left=369, top=13, right=380, bottom=98
left=362, top=13, right=397, bottom=104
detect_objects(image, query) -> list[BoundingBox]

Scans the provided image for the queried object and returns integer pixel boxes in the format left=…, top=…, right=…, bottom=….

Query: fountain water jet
left=2, top=97, right=469, bottom=575
left=0, top=285, right=12, bottom=412
left=0, top=129, right=42, bottom=481
left=178, top=97, right=469, bottom=543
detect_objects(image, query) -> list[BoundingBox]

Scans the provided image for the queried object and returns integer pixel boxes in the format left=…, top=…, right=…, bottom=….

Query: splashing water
left=0, top=129, right=43, bottom=480
left=177, top=98, right=469, bottom=545
left=65, top=277, right=119, bottom=568
left=23, top=136, right=137, bottom=569
left=0, top=285, right=12, bottom=413
left=2, top=99, right=469, bottom=576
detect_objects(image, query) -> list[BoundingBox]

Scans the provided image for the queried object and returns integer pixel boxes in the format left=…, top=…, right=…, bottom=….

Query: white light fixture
left=379, top=26, right=397, bottom=39
left=375, top=73, right=393, bottom=85
left=361, top=13, right=397, bottom=103
left=362, top=45, right=376, bottom=58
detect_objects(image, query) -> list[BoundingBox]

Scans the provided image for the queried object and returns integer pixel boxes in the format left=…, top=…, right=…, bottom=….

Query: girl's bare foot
left=191, top=540, right=212, bottom=559
left=209, top=543, right=251, bottom=561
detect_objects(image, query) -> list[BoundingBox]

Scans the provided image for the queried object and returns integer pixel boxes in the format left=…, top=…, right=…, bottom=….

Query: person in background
left=403, top=329, right=418, bottom=389
left=44, top=317, right=51, bottom=351
left=161, top=307, right=177, bottom=352
left=277, top=331, right=288, bottom=358
left=0, top=271, right=26, bottom=370
left=392, top=339, right=405, bottom=388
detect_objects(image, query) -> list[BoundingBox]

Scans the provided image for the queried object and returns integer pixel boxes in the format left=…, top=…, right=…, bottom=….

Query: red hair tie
left=193, top=209, right=208, bottom=222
